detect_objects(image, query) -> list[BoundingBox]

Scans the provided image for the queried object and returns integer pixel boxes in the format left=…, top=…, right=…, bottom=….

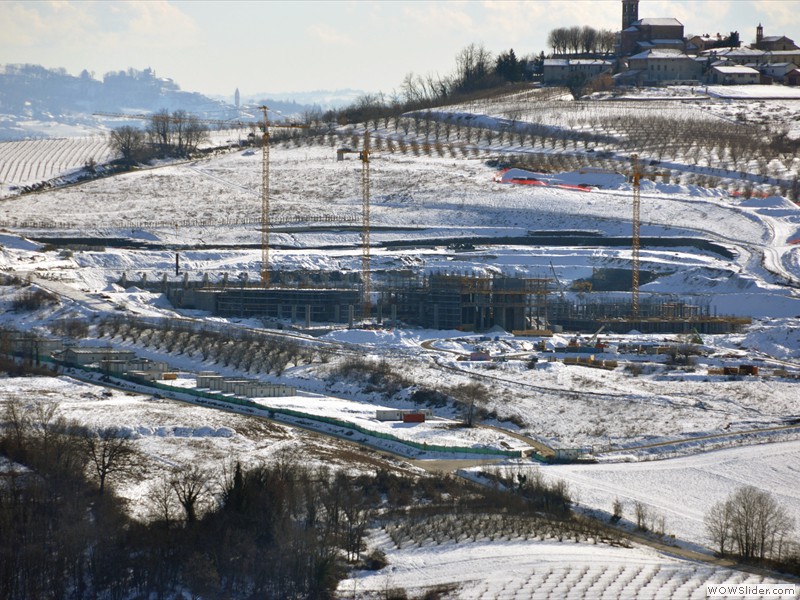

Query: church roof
left=634, top=18, right=683, bottom=27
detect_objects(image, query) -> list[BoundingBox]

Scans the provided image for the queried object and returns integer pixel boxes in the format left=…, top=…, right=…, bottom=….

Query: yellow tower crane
left=630, top=154, right=641, bottom=319
left=361, top=130, right=372, bottom=317
left=337, top=131, right=375, bottom=318
left=258, top=106, right=308, bottom=288
left=95, top=108, right=305, bottom=288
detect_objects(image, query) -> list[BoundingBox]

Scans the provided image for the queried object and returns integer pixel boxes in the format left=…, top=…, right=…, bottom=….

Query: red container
left=402, top=413, right=425, bottom=423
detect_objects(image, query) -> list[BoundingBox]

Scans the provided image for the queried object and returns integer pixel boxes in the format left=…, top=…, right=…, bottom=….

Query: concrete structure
left=170, top=286, right=360, bottom=325
left=383, top=274, right=552, bottom=331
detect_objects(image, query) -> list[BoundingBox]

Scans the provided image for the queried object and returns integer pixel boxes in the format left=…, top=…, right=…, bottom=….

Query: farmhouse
left=759, top=62, right=800, bottom=83
left=626, top=49, right=702, bottom=85
left=542, top=59, right=613, bottom=84
left=708, top=65, right=760, bottom=85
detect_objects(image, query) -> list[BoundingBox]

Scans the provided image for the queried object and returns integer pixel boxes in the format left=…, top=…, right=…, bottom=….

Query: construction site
left=109, top=109, right=751, bottom=335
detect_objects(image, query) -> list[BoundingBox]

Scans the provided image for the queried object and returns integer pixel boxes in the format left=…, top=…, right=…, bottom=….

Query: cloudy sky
left=2, top=0, right=798, bottom=100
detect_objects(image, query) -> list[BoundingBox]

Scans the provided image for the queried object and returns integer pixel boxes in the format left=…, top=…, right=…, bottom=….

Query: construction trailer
left=62, top=347, right=137, bottom=366
left=196, top=372, right=296, bottom=398
left=376, top=409, right=432, bottom=422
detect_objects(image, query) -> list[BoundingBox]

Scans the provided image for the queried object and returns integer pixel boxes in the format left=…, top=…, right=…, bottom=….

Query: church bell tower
left=622, top=0, right=639, bottom=30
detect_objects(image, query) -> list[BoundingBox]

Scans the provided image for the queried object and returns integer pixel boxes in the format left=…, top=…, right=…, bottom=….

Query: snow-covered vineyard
left=1, top=84, right=800, bottom=598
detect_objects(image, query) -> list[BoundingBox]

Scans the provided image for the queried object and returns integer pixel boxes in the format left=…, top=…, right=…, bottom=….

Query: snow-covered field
left=339, top=536, right=796, bottom=599
left=1, top=86, right=800, bottom=589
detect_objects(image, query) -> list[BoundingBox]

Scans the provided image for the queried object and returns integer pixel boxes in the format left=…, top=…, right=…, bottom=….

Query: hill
left=1, top=83, right=799, bottom=598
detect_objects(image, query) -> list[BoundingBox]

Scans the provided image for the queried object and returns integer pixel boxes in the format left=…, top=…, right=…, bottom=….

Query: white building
left=708, top=65, right=760, bottom=85
left=542, top=59, right=613, bottom=85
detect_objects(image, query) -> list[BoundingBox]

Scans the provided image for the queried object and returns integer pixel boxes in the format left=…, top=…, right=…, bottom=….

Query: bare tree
left=170, top=464, right=212, bottom=523
left=108, top=125, right=148, bottom=163
left=705, top=486, right=795, bottom=561
left=80, top=426, right=140, bottom=495
left=146, top=475, right=179, bottom=525
left=705, top=497, right=733, bottom=555
left=451, top=382, right=489, bottom=427
left=147, top=108, right=171, bottom=154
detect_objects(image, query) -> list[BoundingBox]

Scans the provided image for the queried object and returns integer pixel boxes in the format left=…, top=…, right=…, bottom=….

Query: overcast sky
left=2, top=0, right=799, bottom=101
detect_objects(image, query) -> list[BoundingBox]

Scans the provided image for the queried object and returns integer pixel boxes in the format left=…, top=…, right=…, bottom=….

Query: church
left=615, top=0, right=799, bottom=86
left=617, top=0, right=685, bottom=57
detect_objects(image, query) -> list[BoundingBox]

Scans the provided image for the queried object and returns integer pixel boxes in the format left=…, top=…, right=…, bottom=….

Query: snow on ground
left=528, top=440, right=800, bottom=549
left=339, top=534, right=796, bottom=599
left=0, top=375, right=404, bottom=521
left=1, top=88, right=799, bottom=569
left=247, top=393, right=531, bottom=452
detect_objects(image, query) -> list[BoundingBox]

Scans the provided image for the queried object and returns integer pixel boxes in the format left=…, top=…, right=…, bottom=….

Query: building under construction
left=380, top=272, right=551, bottom=331
left=149, top=269, right=750, bottom=334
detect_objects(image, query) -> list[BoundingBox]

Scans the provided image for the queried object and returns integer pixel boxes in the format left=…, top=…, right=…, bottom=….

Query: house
left=760, top=62, right=800, bottom=83
left=542, top=59, right=613, bottom=85
left=702, top=47, right=768, bottom=66
left=786, top=69, right=800, bottom=86
left=626, top=49, right=703, bottom=84
left=708, top=65, right=760, bottom=85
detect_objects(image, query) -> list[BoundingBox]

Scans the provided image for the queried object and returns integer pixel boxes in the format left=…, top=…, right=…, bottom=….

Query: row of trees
left=108, top=108, right=210, bottom=164
left=705, top=486, right=797, bottom=564
left=547, top=25, right=617, bottom=57
left=326, top=44, right=540, bottom=124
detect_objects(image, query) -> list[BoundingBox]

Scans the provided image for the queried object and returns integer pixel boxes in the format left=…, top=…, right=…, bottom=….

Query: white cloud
left=755, top=0, right=800, bottom=32
left=307, top=23, right=356, bottom=46
left=402, top=2, right=475, bottom=34
left=0, top=1, right=199, bottom=53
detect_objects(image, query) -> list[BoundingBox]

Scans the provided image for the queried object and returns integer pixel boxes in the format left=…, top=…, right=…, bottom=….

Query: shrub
left=12, top=288, right=59, bottom=311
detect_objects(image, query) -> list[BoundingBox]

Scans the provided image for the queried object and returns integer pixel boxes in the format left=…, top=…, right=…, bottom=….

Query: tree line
left=0, top=388, right=593, bottom=599
left=705, top=485, right=798, bottom=569
left=547, top=25, right=617, bottom=57
left=108, top=108, right=211, bottom=164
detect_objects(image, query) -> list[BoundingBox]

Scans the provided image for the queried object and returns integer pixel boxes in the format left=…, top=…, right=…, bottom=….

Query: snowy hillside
left=1, top=84, right=799, bottom=596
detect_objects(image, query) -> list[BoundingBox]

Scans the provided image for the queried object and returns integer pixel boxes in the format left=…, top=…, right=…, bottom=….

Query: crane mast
left=361, top=131, right=371, bottom=317
left=631, top=154, right=641, bottom=319
left=260, top=106, right=270, bottom=288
